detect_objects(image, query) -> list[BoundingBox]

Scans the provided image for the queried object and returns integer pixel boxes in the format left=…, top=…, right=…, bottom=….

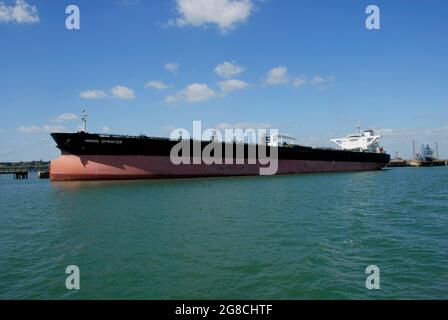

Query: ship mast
left=211, top=129, right=217, bottom=141
left=412, top=140, right=416, bottom=160
left=81, top=110, right=88, bottom=132
left=435, top=141, right=439, bottom=159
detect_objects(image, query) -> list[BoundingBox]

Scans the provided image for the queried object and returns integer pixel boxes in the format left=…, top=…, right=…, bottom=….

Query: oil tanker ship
left=50, top=115, right=390, bottom=181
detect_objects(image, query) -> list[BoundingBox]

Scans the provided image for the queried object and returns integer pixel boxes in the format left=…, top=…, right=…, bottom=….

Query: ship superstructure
left=331, top=125, right=383, bottom=153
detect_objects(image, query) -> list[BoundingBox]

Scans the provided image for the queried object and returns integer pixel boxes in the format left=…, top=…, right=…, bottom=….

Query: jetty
left=0, top=161, right=50, bottom=179
left=0, top=167, right=29, bottom=179
left=387, top=159, right=447, bottom=168
left=408, top=159, right=446, bottom=167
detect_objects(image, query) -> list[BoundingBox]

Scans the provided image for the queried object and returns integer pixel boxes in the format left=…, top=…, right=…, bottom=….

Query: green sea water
left=0, top=167, right=447, bottom=300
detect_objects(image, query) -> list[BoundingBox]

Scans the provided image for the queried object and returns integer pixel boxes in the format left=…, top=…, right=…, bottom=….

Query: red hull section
left=50, top=155, right=385, bottom=181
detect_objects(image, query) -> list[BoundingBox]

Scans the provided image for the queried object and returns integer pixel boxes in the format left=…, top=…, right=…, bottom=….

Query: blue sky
left=1, top=0, right=447, bottom=161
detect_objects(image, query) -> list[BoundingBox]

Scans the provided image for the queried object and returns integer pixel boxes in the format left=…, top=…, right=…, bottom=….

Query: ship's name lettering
left=85, top=139, right=99, bottom=143
left=102, top=140, right=123, bottom=144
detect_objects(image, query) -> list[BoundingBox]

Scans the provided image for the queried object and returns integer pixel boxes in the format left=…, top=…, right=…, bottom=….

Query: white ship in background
left=331, top=125, right=384, bottom=153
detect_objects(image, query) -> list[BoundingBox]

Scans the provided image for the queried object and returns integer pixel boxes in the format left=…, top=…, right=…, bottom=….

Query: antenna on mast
left=356, top=121, right=361, bottom=133
left=412, top=140, right=416, bottom=160
left=435, top=141, right=439, bottom=159
left=211, top=129, right=217, bottom=141
left=81, top=110, right=88, bottom=132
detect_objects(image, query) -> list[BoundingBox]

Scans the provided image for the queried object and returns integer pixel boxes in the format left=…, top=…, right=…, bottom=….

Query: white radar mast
left=81, top=110, right=88, bottom=132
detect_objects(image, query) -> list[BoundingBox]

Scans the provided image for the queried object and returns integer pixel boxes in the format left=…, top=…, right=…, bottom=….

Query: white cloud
left=102, top=126, right=111, bottom=133
left=172, top=0, right=254, bottom=32
left=165, top=63, right=180, bottom=74
left=54, top=112, right=78, bottom=122
left=165, top=95, right=179, bottom=104
left=162, top=125, right=177, bottom=133
left=218, top=79, right=249, bottom=94
left=43, top=124, right=67, bottom=133
left=110, top=85, right=136, bottom=100
left=262, top=71, right=334, bottom=88
left=376, top=127, right=448, bottom=141
left=166, top=83, right=217, bottom=104
left=0, top=0, right=39, bottom=24
left=80, top=90, right=108, bottom=99
left=145, top=80, right=170, bottom=90
left=265, top=66, right=289, bottom=86
left=292, top=76, right=307, bottom=88
left=80, top=86, right=136, bottom=100
left=310, top=75, right=325, bottom=85
left=17, top=125, right=41, bottom=134
left=310, top=74, right=335, bottom=86
left=18, top=123, right=69, bottom=133
left=215, top=61, right=244, bottom=78
left=374, top=126, right=448, bottom=158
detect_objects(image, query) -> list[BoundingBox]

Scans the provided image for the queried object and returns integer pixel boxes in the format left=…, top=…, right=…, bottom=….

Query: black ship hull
left=50, top=132, right=390, bottom=181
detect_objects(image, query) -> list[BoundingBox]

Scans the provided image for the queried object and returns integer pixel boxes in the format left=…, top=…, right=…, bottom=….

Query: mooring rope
left=0, top=138, right=53, bottom=159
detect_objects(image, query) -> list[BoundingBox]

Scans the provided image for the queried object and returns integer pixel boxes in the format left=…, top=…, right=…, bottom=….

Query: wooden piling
left=14, top=171, right=28, bottom=179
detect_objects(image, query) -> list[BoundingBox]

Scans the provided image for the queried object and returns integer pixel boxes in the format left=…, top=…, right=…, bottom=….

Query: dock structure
left=14, top=171, right=28, bottom=179
left=0, top=162, right=49, bottom=179
left=0, top=167, right=29, bottom=179
left=387, top=159, right=410, bottom=167
left=408, top=159, right=446, bottom=167
left=387, top=159, right=447, bottom=167
left=37, top=171, right=50, bottom=179
left=388, top=142, right=448, bottom=168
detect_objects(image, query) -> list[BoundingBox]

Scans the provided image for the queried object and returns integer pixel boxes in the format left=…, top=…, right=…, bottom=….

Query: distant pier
left=0, top=168, right=29, bottom=179
left=387, top=159, right=447, bottom=168
left=408, top=159, right=446, bottom=167
left=14, top=171, right=28, bottom=179
left=0, top=162, right=50, bottom=179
